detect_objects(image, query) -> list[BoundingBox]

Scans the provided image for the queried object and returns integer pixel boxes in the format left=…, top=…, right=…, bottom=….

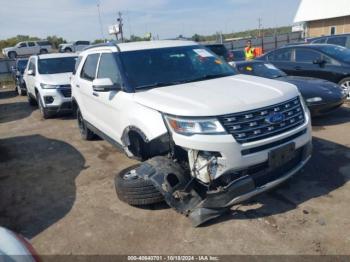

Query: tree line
left=0, top=26, right=292, bottom=52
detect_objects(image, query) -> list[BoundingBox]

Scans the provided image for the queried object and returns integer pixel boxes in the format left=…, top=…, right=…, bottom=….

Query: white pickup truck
left=2, top=41, right=52, bottom=59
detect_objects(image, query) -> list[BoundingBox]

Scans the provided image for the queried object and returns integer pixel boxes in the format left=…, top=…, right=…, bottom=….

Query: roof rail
left=83, top=41, right=118, bottom=51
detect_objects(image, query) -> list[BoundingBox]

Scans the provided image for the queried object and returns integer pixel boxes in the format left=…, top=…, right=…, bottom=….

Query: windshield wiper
left=182, top=73, right=233, bottom=83
left=136, top=81, right=183, bottom=90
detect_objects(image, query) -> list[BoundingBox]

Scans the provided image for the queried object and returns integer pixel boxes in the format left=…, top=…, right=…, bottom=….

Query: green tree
left=46, top=35, right=66, bottom=49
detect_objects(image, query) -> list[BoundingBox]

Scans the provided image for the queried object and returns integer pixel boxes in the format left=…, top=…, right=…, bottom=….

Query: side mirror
left=27, top=69, right=35, bottom=76
left=92, top=78, right=121, bottom=92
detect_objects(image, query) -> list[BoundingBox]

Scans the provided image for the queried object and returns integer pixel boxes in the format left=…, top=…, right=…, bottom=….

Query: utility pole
left=117, top=12, right=124, bottom=42
left=97, top=2, right=105, bottom=42
left=258, top=17, right=262, bottom=38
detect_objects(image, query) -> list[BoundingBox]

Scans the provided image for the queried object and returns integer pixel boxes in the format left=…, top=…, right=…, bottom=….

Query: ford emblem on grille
left=265, top=112, right=285, bottom=124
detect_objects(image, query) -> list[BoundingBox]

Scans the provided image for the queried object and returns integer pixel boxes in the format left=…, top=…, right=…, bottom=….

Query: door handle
left=92, top=92, right=99, bottom=97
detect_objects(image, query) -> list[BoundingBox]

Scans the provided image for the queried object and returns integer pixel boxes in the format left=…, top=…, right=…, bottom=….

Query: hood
left=3, top=47, right=15, bottom=52
left=39, top=73, right=72, bottom=86
left=277, top=76, right=344, bottom=100
left=133, top=74, right=299, bottom=116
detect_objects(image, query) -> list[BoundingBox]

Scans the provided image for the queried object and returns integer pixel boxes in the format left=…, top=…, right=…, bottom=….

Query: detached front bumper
left=135, top=141, right=312, bottom=226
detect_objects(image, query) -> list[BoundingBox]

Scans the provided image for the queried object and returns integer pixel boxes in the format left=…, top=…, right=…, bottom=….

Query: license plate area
left=269, top=142, right=296, bottom=169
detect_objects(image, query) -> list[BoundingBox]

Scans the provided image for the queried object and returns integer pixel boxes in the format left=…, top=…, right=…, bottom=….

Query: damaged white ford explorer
left=71, top=40, right=312, bottom=226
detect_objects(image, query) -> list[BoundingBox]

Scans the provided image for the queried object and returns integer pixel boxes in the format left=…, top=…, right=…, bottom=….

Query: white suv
left=23, top=53, right=77, bottom=118
left=72, top=40, right=312, bottom=226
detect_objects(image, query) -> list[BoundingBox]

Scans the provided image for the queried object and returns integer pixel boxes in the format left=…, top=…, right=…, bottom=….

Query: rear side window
left=80, top=54, right=100, bottom=81
left=295, top=49, right=322, bottom=63
left=76, top=41, right=90, bottom=45
left=327, top=36, right=347, bottom=47
left=28, top=42, right=35, bottom=47
left=97, top=53, right=121, bottom=84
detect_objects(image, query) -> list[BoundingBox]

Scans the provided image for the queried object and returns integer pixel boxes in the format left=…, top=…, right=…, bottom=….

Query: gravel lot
left=0, top=86, right=349, bottom=255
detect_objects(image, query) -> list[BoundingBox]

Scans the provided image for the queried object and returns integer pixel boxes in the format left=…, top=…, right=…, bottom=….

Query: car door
left=294, top=48, right=340, bottom=81
left=27, top=42, right=37, bottom=55
left=16, top=42, right=28, bottom=56
left=267, top=48, right=295, bottom=75
left=24, top=57, right=37, bottom=95
left=93, top=52, right=125, bottom=143
left=75, top=53, right=100, bottom=126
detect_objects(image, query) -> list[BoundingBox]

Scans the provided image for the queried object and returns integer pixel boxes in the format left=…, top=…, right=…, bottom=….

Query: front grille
left=59, top=87, right=71, bottom=98
left=218, top=97, right=305, bottom=144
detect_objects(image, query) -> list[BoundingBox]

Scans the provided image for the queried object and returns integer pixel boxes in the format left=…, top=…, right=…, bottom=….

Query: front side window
left=313, top=38, right=326, bottom=44
left=295, top=49, right=321, bottom=63
left=28, top=59, right=36, bottom=74
left=97, top=53, right=121, bottom=84
left=38, top=56, right=77, bottom=74
left=120, top=45, right=235, bottom=90
left=18, top=42, right=27, bottom=48
left=272, top=49, right=292, bottom=62
left=80, top=54, right=100, bottom=81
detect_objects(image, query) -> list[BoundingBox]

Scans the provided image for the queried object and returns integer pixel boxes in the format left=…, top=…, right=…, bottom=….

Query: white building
left=294, top=0, right=350, bottom=37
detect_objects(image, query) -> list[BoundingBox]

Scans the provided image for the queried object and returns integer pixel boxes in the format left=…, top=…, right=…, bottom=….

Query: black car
left=234, top=60, right=347, bottom=116
left=205, top=44, right=233, bottom=62
left=257, top=44, right=350, bottom=100
left=11, top=58, right=28, bottom=96
left=308, top=34, right=350, bottom=49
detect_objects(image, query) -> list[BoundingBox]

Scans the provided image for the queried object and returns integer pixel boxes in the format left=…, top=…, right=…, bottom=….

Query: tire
left=38, top=95, right=51, bottom=119
left=8, top=51, right=17, bottom=59
left=16, top=84, right=23, bottom=96
left=64, top=48, right=72, bottom=53
left=39, top=49, right=48, bottom=54
left=115, top=165, right=164, bottom=206
left=76, top=107, right=94, bottom=140
left=27, top=91, right=37, bottom=106
left=339, top=77, right=350, bottom=100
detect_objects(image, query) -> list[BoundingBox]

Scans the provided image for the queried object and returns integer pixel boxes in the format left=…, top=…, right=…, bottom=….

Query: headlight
left=164, top=115, right=226, bottom=136
left=306, top=97, right=323, bottom=103
left=40, top=83, right=59, bottom=89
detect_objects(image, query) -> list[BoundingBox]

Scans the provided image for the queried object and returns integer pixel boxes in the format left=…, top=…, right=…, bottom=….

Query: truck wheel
left=39, top=49, right=48, bottom=54
left=8, top=51, right=17, bottom=59
left=115, top=165, right=164, bottom=206
left=77, top=107, right=94, bottom=140
left=38, top=96, right=51, bottom=119
left=27, top=92, right=37, bottom=106
left=64, top=48, right=72, bottom=52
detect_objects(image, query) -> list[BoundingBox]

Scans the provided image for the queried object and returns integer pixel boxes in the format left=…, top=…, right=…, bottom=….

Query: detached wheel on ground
left=115, top=165, right=164, bottom=206
left=76, top=107, right=94, bottom=140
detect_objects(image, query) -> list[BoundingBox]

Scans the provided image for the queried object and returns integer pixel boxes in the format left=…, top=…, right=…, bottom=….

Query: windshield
left=237, top=63, right=286, bottom=79
left=317, top=45, right=350, bottom=63
left=120, top=45, right=235, bottom=90
left=17, top=60, right=28, bottom=73
left=38, top=57, right=77, bottom=74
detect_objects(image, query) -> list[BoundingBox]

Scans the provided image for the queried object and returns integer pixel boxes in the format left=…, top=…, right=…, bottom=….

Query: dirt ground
left=0, top=86, right=349, bottom=255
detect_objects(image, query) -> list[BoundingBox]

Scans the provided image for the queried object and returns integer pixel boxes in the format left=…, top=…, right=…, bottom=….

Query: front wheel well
left=122, top=127, right=171, bottom=161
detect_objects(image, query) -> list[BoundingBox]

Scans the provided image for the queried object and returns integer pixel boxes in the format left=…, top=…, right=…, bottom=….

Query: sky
left=0, top=0, right=301, bottom=41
